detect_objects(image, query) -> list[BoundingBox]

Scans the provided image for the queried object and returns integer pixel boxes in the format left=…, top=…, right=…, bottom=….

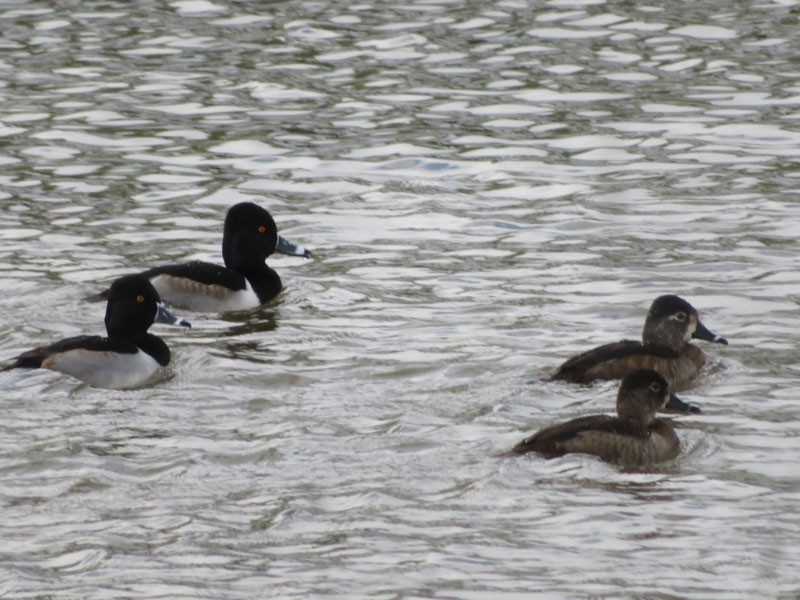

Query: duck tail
left=84, top=289, right=110, bottom=303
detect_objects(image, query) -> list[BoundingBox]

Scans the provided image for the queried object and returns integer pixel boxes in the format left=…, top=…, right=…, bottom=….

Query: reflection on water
left=1, top=0, right=800, bottom=597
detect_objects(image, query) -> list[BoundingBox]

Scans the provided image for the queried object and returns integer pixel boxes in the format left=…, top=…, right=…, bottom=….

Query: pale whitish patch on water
left=421, top=51, right=468, bottom=63
left=33, top=130, right=170, bottom=149
left=366, top=93, right=432, bottom=103
left=345, top=143, right=447, bottom=159
left=484, top=183, right=590, bottom=201
left=0, top=125, right=27, bottom=136
left=700, top=123, right=800, bottom=145
left=534, top=9, right=583, bottom=23
left=611, top=20, right=668, bottom=31
left=126, top=153, right=208, bottom=167
left=528, top=27, right=613, bottom=39
left=568, top=14, right=628, bottom=27
left=0, top=8, right=52, bottom=18
left=138, top=174, right=210, bottom=185
left=660, top=58, right=704, bottom=72
left=548, top=0, right=606, bottom=5
left=547, top=134, right=641, bottom=150
left=744, top=38, right=787, bottom=47
left=315, top=50, right=366, bottom=62
left=284, top=23, right=341, bottom=40
left=238, top=82, right=325, bottom=103
left=330, top=15, right=361, bottom=25
left=209, top=140, right=290, bottom=157
left=596, top=48, right=641, bottom=64
left=240, top=178, right=378, bottom=196
left=451, top=17, right=495, bottom=30
left=4, top=112, right=49, bottom=122
left=671, top=25, right=737, bottom=39
left=357, top=33, right=426, bottom=49
left=470, top=103, right=550, bottom=116
left=21, top=146, right=79, bottom=160
left=72, top=11, right=127, bottom=19
left=52, top=181, right=107, bottom=194
left=210, top=15, right=272, bottom=26
left=671, top=151, right=773, bottom=165
left=481, top=119, right=537, bottom=129
left=709, top=92, right=800, bottom=107
left=513, top=89, right=629, bottom=102
left=641, top=103, right=700, bottom=113
left=728, top=73, right=764, bottom=83
left=52, top=165, right=99, bottom=176
left=120, top=47, right=181, bottom=56
left=171, top=0, right=227, bottom=14
left=604, top=72, right=658, bottom=82
left=132, top=188, right=206, bottom=203
left=571, top=148, right=644, bottom=162
left=544, top=64, right=584, bottom=74
left=144, top=102, right=247, bottom=115
left=56, top=109, right=134, bottom=123
left=0, top=229, right=40, bottom=240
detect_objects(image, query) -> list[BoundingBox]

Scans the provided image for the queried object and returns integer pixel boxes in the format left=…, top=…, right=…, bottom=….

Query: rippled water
left=2, top=0, right=800, bottom=597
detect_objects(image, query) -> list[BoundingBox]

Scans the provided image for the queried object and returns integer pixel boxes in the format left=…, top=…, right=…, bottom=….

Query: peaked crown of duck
left=221, top=202, right=279, bottom=271
left=615, top=369, right=670, bottom=427
left=104, top=274, right=163, bottom=338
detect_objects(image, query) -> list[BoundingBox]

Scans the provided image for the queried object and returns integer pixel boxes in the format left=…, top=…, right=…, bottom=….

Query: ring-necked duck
left=508, top=370, right=681, bottom=466
left=551, top=295, right=727, bottom=391
left=2, top=274, right=190, bottom=389
left=87, top=202, right=311, bottom=312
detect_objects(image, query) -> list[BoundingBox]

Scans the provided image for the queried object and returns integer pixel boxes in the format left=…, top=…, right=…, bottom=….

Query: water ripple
left=1, top=0, right=800, bottom=597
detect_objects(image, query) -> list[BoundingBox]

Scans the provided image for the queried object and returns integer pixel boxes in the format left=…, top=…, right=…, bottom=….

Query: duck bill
left=275, top=234, right=311, bottom=258
left=692, top=320, right=728, bottom=345
left=665, top=393, right=701, bottom=414
left=155, top=303, right=191, bottom=328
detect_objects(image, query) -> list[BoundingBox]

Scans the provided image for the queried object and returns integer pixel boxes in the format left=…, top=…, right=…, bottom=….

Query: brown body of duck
left=509, top=370, right=681, bottom=466
left=552, top=295, right=727, bottom=390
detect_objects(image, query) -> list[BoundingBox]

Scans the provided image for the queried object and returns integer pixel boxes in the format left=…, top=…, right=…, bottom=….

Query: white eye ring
left=675, top=311, right=687, bottom=321
left=649, top=382, right=662, bottom=393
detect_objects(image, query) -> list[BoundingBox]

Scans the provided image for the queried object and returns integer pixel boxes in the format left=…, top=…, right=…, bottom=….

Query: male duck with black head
left=508, top=370, right=680, bottom=466
left=3, top=274, right=190, bottom=389
left=552, top=295, right=727, bottom=391
left=88, top=202, right=311, bottom=312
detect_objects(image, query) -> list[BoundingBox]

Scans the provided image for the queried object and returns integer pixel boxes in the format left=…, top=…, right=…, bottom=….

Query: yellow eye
left=136, top=295, right=145, bottom=303
left=258, top=225, right=266, bottom=233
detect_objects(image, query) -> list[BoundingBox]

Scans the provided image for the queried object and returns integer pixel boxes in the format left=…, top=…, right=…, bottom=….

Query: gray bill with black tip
left=665, top=393, right=701, bottom=414
left=693, top=320, right=727, bottom=345
left=155, top=303, right=191, bottom=328
left=275, top=234, right=311, bottom=258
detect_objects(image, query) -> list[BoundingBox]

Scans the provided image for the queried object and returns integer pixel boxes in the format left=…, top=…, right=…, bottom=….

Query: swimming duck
left=509, top=370, right=681, bottom=466
left=87, top=202, right=311, bottom=311
left=2, top=274, right=190, bottom=389
left=551, top=295, right=727, bottom=390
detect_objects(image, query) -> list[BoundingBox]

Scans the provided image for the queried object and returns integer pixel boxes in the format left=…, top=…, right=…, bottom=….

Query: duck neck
left=642, top=325, right=686, bottom=351
left=239, top=263, right=283, bottom=304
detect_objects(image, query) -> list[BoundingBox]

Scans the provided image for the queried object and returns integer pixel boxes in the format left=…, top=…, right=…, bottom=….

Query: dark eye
left=649, top=382, right=662, bottom=393
left=675, top=311, right=687, bottom=321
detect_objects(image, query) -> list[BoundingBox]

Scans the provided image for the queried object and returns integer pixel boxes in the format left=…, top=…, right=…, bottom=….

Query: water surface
left=1, top=0, right=800, bottom=597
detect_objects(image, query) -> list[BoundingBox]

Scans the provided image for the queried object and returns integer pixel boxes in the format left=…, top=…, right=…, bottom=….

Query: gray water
left=1, top=0, right=800, bottom=597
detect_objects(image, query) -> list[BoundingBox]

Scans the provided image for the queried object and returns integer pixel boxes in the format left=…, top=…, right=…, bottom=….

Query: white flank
left=151, top=274, right=260, bottom=312
left=43, top=349, right=161, bottom=390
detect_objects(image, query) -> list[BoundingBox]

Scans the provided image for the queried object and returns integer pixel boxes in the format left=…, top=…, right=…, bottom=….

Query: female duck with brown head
left=509, top=370, right=681, bottom=466
left=551, top=295, right=727, bottom=392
